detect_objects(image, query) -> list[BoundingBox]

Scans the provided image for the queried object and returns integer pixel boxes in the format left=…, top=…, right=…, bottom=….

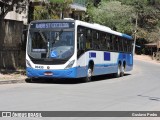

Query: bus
left=26, top=19, right=133, bottom=82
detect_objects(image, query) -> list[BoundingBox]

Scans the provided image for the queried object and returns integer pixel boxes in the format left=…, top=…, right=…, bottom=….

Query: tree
left=118, top=0, right=160, bottom=38
left=85, top=0, right=134, bottom=34
left=0, top=0, right=27, bottom=19
left=94, top=0, right=101, bottom=7
left=33, top=0, right=72, bottom=20
left=28, top=1, right=34, bottom=23
left=85, top=0, right=160, bottom=42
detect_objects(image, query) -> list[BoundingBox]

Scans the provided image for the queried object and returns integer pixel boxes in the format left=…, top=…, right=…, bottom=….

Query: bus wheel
left=25, top=78, right=34, bottom=83
left=113, top=64, right=121, bottom=78
left=120, top=65, right=125, bottom=77
left=83, top=67, right=93, bottom=82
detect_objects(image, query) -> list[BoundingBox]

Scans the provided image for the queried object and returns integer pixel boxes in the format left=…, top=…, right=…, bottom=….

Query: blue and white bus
left=26, top=19, right=133, bottom=82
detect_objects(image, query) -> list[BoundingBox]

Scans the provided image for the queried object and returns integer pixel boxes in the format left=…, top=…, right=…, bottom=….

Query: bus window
left=112, top=35, right=116, bottom=51
left=109, top=35, right=114, bottom=51
left=31, top=32, right=46, bottom=50
left=77, top=26, right=86, bottom=57
left=118, top=37, right=123, bottom=52
left=130, top=40, right=133, bottom=53
left=77, top=33, right=85, bottom=58
left=114, top=36, right=118, bottom=51
left=86, top=29, right=92, bottom=49
left=121, top=39, right=124, bottom=52
left=126, top=40, right=129, bottom=52
left=123, top=39, right=127, bottom=52
left=66, top=35, right=72, bottom=46
left=77, top=33, right=85, bottom=50
left=126, top=40, right=132, bottom=53
left=105, top=34, right=110, bottom=50
left=99, top=32, right=106, bottom=50
left=92, top=30, right=100, bottom=49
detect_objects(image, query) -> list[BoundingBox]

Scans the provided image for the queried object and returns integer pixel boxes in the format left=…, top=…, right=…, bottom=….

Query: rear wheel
left=120, top=65, right=125, bottom=77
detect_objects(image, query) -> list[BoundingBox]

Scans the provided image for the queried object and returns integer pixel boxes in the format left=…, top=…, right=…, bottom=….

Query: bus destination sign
left=31, top=22, right=74, bottom=29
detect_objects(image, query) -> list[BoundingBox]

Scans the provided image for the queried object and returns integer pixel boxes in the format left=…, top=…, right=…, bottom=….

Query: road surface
left=0, top=59, right=160, bottom=120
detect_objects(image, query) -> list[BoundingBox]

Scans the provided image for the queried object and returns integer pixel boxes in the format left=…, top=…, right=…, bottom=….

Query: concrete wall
left=0, top=19, right=25, bottom=70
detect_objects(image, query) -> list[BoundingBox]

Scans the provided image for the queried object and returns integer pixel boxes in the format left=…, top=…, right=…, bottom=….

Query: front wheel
left=83, top=67, right=93, bottom=82
left=113, top=64, right=121, bottom=78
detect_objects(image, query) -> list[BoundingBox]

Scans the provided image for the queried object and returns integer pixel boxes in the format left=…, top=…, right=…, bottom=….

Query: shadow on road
left=25, top=73, right=131, bottom=85
left=25, top=78, right=83, bottom=84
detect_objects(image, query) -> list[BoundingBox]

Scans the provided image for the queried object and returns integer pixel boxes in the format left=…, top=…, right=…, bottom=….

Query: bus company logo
left=2, top=112, right=11, bottom=117
left=47, top=66, right=50, bottom=69
left=1, top=112, right=42, bottom=118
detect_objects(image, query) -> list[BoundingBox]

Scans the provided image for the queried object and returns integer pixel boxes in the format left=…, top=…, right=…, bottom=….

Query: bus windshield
left=27, top=30, right=74, bottom=60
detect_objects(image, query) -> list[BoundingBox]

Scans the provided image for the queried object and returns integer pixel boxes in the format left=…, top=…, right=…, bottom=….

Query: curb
left=0, top=79, right=26, bottom=85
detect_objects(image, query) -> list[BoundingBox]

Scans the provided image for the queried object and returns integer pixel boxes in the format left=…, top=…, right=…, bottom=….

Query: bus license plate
left=44, top=72, right=53, bottom=76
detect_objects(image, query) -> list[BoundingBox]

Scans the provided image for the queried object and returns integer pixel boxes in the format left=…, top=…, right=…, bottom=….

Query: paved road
left=0, top=60, right=160, bottom=120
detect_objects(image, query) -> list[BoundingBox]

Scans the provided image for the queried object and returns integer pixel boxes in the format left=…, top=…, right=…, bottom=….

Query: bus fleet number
left=35, top=66, right=44, bottom=69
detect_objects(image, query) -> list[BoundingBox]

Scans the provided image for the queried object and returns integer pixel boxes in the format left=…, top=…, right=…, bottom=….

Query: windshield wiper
left=38, top=31, right=50, bottom=58
left=39, top=30, right=47, bottom=43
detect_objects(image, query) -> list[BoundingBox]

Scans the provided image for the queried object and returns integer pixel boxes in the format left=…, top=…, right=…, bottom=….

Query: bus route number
left=35, top=66, right=44, bottom=69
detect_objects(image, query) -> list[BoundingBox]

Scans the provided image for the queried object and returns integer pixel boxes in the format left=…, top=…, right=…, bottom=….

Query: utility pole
left=133, top=12, right=138, bottom=55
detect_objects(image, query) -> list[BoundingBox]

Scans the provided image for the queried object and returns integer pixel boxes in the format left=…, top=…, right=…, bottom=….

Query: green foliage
left=33, top=0, right=72, bottom=20
left=85, top=0, right=134, bottom=34
left=49, top=0, right=64, bottom=3
left=34, top=6, right=48, bottom=20
left=84, top=0, right=160, bottom=42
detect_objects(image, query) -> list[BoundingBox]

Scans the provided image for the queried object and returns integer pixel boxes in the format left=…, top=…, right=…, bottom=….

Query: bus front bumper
left=26, top=67, right=77, bottom=78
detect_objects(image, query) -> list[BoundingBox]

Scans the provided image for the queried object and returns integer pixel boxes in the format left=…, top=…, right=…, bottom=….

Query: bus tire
left=25, top=78, right=33, bottom=83
left=83, top=66, right=93, bottom=82
left=120, top=65, right=125, bottom=77
left=113, top=63, right=121, bottom=78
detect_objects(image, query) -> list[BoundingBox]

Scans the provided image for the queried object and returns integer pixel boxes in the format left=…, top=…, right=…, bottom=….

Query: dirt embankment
left=134, top=54, right=160, bottom=64
left=0, top=70, right=27, bottom=81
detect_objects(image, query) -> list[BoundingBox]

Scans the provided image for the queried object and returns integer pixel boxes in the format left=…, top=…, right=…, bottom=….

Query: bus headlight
left=26, top=59, right=32, bottom=68
left=65, top=60, right=75, bottom=69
